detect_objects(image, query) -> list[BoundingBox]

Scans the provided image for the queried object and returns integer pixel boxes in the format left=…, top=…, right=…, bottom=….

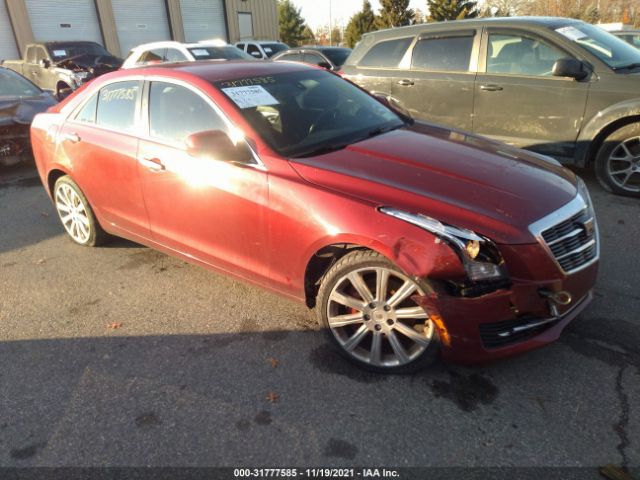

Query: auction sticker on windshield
left=222, top=85, right=279, bottom=109
left=556, top=26, right=587, bottom=41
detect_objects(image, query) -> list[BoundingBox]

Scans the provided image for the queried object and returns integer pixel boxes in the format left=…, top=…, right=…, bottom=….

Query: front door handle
left=480, top=84, right=503, bottom=92
left=140, top=156, right=166, bottom=171
left=61, top=132, right=80, bottom=143
left=397, top=79, right=414, bottom=86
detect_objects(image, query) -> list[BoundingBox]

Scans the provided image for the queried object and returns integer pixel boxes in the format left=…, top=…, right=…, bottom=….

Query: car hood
left=289, top=123, right=578, bottom=245
left=0, top=94, right=57, bottom=126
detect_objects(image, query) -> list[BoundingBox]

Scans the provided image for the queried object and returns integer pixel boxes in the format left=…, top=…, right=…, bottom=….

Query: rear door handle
left=61, top=132, right=80, bottom=143
left=480, top=84, right=503, bottom=92
left=140, top=156, right=166, bottom=171
left=397, top=79, right=414, bottom=86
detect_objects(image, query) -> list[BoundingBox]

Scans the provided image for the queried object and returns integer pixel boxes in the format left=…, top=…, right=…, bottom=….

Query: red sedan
left=30, top=61, right=599, bottom=372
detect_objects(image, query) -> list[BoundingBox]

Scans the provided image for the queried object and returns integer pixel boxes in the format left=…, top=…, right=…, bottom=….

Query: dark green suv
left=342, top=17, right=640, bottom=197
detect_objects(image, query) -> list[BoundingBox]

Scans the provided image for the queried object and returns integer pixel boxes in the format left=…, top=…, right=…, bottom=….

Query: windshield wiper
left=289, top=142, right=352, bottom=158
left=613, top=63, right=640, bottom=71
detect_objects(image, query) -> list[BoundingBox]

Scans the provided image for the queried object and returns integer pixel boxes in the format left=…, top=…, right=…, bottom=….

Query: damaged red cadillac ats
left=30, top=61, right=599, bottom=372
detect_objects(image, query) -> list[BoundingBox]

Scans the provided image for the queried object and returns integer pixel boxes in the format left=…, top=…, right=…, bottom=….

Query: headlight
left=379, top=207, right=506, bottom=282
left=71, top=72, right=89, bottom=84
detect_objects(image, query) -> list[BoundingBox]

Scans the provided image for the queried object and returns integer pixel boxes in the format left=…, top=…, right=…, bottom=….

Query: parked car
left=610, top=30, right=640, bottom=49
left=2, top=42, right=122, bottom=100
left=272, top=46, right=353, bottom=71
left=122, top=40, right=253, bottom=69
left=31, top=61, right=598, bottom=372
left=0, top=67, right=56, bottom=167
left=234, top=41, right=288, bottom=59
left=342, top=17, right=640, bottom=197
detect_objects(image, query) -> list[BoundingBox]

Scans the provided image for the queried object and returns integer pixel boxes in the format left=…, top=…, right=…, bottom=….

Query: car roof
left=363, top=16, right=587, bottom=39
left=131, top=40, right=232, bottom=51
left=120, top=59, right=311, bottom=82
left=241, top=40, right=286, bottom=45
left=288, top=46, right=350, bottom=51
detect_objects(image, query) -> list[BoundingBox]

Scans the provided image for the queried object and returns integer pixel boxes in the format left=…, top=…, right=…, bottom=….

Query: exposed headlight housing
left=379, top=207, right=507, bottom=282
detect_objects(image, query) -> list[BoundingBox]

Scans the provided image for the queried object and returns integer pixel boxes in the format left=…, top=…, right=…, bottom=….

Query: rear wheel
left=595, top=123, right=640, bottom=197
left=316, top=250, right=439, bottom=373
left=53, top=176, right=107, bottom=246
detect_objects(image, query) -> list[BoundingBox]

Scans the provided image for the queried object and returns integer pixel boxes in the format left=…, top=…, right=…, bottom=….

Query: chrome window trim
left=528, top=193, right=600, bottom=276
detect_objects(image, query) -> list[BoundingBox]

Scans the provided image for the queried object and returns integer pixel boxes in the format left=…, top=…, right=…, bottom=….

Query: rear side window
left=149, top=82, right=226, bottom=144
left=411, top=35, right=474, bottom=72
left=359, top=37, right=413, bottom=68
left=96, top=81, right=139, bottom=131
left=236, top=43, right=245, bottom=50
left=74, top=93, right=98, bottom=124
left=247, top=44, right=262, bottom=58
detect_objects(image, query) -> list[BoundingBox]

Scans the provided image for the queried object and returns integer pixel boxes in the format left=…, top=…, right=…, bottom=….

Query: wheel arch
left=47, top=167, right=71, bottom=198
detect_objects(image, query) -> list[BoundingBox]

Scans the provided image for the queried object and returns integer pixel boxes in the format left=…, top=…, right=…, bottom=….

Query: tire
left=53, top=176, right=107, bottom=246
left=595, top=123, right=640, bottom=197
left=316, top=250, right=440, bottom=373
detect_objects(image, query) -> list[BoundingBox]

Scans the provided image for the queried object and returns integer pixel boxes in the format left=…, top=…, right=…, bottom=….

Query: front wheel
left=53, top=176, right=107, bottom=246
left=316, top=250, right=439, bottom=373
left=595, top=123, right=640, bottom=197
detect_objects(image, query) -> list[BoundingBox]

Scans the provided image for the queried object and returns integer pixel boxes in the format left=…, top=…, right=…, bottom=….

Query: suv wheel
left=595, top=123, right=640, bottom=197
left=316, top=250, right=439, bottom=373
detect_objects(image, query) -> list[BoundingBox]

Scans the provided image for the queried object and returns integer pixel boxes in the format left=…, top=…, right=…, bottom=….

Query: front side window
left=322, top=48, right=351, bottom=67
left=149, top=82, right=226, bottom=145
left=214, top=69, right=404, bottom=158
left=359, top=37, right=413, bottom=68
left=96, top=81, right=139, bottom=131
left=261, top=43, right=287, bottom=58
left=555, top=23, right=640, bottom=70
left=412, top=34, right=474, bottom=72
left=303, top=52, right=326, bottom=66
left=487, top=33, right=566, bottom=76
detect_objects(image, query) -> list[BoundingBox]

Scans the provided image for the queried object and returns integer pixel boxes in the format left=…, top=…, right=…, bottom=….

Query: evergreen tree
left=344, top=0, right=377, bottom=48
left=427, top=0, right=478, bottom=21
left=376, top=0, right=415, bottom=29
left=278, top=0, right=306, bottom=46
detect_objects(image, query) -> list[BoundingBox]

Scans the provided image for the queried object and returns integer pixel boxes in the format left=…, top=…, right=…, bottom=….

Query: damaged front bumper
left=416, top=249, right=598, bottom=364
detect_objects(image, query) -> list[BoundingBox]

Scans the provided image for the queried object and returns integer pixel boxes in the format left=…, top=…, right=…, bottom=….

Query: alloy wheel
left=55, top=183, right=91, bottom=244
left=326, top=267, right=434, bottom=368
left=607, top=136, right=640, bottom=193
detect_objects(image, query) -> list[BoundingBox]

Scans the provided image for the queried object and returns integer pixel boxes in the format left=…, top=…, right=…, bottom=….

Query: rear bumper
left=416, top=260, right=598, bottom=364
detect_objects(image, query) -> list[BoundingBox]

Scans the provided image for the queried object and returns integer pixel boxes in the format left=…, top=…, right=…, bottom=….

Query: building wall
left=225, top=0, right=279, bottom=43
left=3, top=0, right=278, bottom=58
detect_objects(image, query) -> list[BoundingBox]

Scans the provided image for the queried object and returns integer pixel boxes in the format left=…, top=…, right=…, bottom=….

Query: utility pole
left=329, top=0, right=332, bottom=46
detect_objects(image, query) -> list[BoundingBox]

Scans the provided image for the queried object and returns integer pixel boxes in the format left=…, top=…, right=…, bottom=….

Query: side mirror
left=186, top=130, right=253, bottom=164
left=552, top=58, right=588, bottom=80
left=373, top=93, right=412, bottom=120
left=317, top=61, right=332, bottom=70
left=40, top=59, right=51, bottom=68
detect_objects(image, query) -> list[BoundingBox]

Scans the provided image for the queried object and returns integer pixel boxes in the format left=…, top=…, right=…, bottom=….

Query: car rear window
left=411, top=34, right=474, bottom=72
left=187, top=46, right=251, bottom=60
left=359, top=37, right=413, bottom=68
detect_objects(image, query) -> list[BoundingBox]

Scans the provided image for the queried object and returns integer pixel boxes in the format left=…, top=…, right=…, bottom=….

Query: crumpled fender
left=576, top=97, right=640, bottom=165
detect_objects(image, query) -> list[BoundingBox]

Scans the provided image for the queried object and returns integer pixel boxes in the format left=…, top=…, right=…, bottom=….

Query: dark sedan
left=0, top=67, right=56, bottom=167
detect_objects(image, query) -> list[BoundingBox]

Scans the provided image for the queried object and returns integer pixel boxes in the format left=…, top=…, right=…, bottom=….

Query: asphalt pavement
left=0, top=163, right=638, bottom=477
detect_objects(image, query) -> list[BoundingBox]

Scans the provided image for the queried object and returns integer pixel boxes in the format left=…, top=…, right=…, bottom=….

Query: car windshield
left=213, top=69, right=404, bottom=158
left=188, top=46, right=253, bottom=60
left=0, top=69, right=41, bottom=97
left=322, top=48, right=352, bottom=67
left=555, top=23, right=640, bottom=70
left=261, top=43, right=288, bottom=58
left=47, top=43, right=111, bottom=60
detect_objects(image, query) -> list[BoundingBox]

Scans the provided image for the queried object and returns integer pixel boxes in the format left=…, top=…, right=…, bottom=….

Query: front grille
left=540, top=207, right=597, bottom=274
left=480, top=317, right=559, bottom=349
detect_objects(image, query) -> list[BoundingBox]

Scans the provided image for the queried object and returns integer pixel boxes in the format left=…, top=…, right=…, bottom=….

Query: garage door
left=181, top=0, right=227, bottom=43
left=112, top=0, right=171, bottom=56
left=25, top=0, right=103, bottom=44
left=0, top=2, right=19, bottom=61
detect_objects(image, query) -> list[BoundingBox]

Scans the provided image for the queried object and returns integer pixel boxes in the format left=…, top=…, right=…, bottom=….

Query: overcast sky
left=291, top=0, right=427, bottom=31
